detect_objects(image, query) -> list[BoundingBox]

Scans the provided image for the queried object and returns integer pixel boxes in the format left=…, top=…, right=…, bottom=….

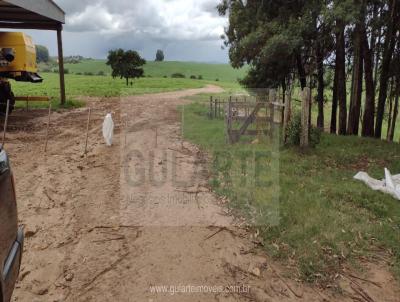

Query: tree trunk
left=348, top=23, right=364, bottom=135
left=388, top=77, right=399, bottom=141
left=126, top=77, right=129, bottom=86
left=373, top=27, right=382, bottom=92
left=391, top=94, right=399, bottom=142
left=375, top=0, right=398, bottom=138
left=361, top=28, right=376, bottom=137
left=370, top=3, right=380, bottom=91
left=387, top=83, right=394, bottom=140
left=336, top=19, right=347, bottom=135
left=331, top=67, right=338, bottom=134
left=316, top=43, right=325, bottom=130
left=296, top=53, right=307, bottom=90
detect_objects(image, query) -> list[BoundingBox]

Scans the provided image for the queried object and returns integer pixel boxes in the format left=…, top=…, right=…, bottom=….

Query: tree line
left=219, top=0, right=400, bottom=140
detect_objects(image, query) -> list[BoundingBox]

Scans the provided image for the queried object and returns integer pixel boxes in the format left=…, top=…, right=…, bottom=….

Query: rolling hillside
left=61, top=59, right=248, bottom=83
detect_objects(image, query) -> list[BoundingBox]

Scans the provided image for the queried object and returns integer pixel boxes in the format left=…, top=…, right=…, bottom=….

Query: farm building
left=0, top=0, right=66, bottom=104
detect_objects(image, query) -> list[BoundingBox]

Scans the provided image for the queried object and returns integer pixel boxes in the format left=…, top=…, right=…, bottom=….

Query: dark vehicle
left=0, top=149, right=23, bottom=302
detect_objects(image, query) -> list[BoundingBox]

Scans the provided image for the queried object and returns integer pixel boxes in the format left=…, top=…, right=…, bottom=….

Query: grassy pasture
left=61, top=59, right=248, bottom=83
left=10, top=72, right=208, bottom=109
left=183, top=98, right=400, bottom=283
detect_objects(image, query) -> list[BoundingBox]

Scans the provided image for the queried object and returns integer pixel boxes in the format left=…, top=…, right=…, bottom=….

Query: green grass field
left=54, top=59, right=248, bottom=83
left=11, top=72, right=210, bottom=109
left=183, top=99, right=400, bottom=284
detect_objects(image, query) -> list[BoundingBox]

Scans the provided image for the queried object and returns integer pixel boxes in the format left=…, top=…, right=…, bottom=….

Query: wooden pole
left=210, top=96, right=213, bottom=119
left=228, top=98, right=233, bottom=143
left=124, top=119, right=128, bottom=147
left=84, top=108, right=92, bottom=155
left=44, top=102, right=52, bottom=153
left=57, top=25, right=66, bottom=106
left=283, top=91, right=292, bottom=143
left=2, top=100, right=10, bottom=148
left=301, top=88, right=311, bottom=148
left=155, top=127, right=158, bottom=148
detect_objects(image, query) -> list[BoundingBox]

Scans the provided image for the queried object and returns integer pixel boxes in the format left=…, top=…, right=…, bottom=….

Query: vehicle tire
left=0, top=81, right=15, bottom=115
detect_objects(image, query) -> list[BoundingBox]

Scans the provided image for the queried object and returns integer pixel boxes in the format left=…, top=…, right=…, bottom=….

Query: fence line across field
left=208, top=91, right=288, bottom=144
left=209, top=96, right=259, bottom=120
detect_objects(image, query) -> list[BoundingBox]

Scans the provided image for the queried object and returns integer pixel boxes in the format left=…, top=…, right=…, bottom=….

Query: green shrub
left=97, top=71, right=105, bottom=76
left=190, top=75, right=197, bottom=79
left=76, top=72, right=82, bottom=75
left=84, top=71, right=94, bottom=76
left=198, top=75, right=203, bottom=80
left=171, top=73, right=185, bottom=78
left=64, top=68, right=69, bottom=74
left=286, top=112, right=321, bottom=148
left=215, top=78, right=219, bottom=82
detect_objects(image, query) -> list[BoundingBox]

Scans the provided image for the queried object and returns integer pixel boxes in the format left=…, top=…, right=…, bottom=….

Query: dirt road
left=7, top=86, right=399, bottom=301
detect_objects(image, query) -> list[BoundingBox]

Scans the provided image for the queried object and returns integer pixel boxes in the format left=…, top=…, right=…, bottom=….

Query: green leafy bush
left=97, top=71, right=105, bottom=76
left=190, top=75, right=197, bottom=79
left=198, top=75, right=203, bottom=80
left=171, top=73, right=186, bottom=78
left=286, top=112, right=321, bottom=147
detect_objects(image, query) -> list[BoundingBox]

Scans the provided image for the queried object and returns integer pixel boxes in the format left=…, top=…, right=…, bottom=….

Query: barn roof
left=0, top=0, right=65, bottom=30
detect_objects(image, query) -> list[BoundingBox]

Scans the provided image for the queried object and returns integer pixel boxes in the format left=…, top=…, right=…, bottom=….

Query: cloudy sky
left=23, top=0, right=229, bottom=62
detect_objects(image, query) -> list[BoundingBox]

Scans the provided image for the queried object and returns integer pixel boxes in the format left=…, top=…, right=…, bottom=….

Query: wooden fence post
left=283, top=90, right=292, bottom=143
left=210, top=96, right=213, bottom=119
left=84, top=108, right=92, bottom=155
left=301, top=88, right=311, bottom=148
left=44, top=102, right=52, bottom=153
left=228, top=98, right=233, bottom=143
left=269, top=89, right=277, bottom=104
left=214, top=99, right=218, bottom=119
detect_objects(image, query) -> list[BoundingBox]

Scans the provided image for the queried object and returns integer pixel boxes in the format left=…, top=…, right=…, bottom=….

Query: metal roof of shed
left=0, top=0, right=65, bottom=29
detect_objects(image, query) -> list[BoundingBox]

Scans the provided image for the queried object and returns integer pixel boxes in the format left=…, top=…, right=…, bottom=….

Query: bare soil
left=5, top=86, right=399, bottom=301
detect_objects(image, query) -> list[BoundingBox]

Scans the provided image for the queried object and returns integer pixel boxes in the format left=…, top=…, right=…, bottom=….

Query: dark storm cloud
left=30, top=0, right=227, bottom=62
left=26, top=0, right=228, bottom=62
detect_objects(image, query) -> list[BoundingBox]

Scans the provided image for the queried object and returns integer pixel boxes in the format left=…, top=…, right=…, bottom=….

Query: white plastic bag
left=354, top=168, right=400, bottom=200
left=102, top=113, right=114, bottom=146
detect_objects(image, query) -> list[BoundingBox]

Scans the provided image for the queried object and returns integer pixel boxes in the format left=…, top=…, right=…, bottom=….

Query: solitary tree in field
left=155, top=49, right=165, bottom=62
left=106, top=49, right=146, bottom=86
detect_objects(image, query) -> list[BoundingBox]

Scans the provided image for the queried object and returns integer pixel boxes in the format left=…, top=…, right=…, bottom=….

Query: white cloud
left=30, top=0, right=229, bottom=62
left=67, top=4, right=126, bottom=33
left=62, top=0, right=226, bottom=41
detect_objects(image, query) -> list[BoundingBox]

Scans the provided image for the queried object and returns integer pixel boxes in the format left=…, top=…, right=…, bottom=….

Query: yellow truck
left=0, top=32, right=42, bottom=114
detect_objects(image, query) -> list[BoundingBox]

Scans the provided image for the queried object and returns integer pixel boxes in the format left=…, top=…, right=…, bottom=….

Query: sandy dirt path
left=6, top=86, right=399, bottom=302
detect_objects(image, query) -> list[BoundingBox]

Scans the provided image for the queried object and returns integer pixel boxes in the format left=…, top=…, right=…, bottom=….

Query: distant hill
left=63, top=59, right=248, bottom=83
